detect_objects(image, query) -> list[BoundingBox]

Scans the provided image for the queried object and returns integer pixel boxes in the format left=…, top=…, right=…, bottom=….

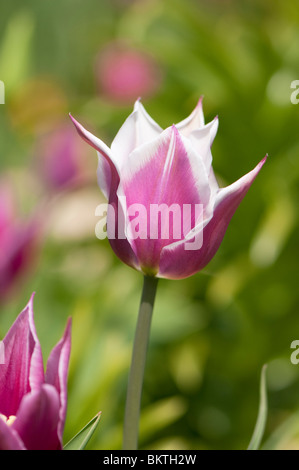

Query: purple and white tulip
left=70, top=99, right=266, bottom=279
left=0, top=294, right=71, bottom=450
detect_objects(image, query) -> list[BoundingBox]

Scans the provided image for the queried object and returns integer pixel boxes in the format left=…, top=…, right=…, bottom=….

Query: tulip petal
left=69, top=113, right=141, bottom=270
left=69, top=114, right=120, bottom=199
left=188, top=117, right=219, bottom=159
left=111, top=99, right=163, bottom=166
left=13, top=384, right=61, bottom=450
left=176, top=100, right=219, bottom=195
left=0, top=294, right=44, bottom=417
left=118, top=126, right=211, bottom=273
left=188, top=117, right=219, bottom=195
left=159, top=156, right=267, bottom=279
left=0, top=418, right=25, bottom=450
left=45, top=318, right=72, bottom=443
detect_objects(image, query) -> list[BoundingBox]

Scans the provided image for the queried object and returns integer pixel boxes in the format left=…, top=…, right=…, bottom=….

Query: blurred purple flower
left=36, top=123, right=89, bottom=192
left=0, top=294, right=71, bottom=450
left=0, top=182, right=41, bottom=302
left=95, top=42, right=162, bottom=103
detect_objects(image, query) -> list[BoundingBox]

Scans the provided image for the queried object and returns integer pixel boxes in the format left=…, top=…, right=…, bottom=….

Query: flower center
left=0, top=413, right=16, bottom=426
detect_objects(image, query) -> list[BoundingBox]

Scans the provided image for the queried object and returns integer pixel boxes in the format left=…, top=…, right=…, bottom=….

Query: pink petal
left=159, top=156, right=267, bottom=279
left=69, top=113, right=139, bottom=270
left=45, top=317, right=72, bottom=444
left=0, top=418, right=25, bottom=450
left=13, top=384, right=61, bottom=450
left=0, top=294, right=44, bottom=417
left=118, top=126, right=210, bottom=274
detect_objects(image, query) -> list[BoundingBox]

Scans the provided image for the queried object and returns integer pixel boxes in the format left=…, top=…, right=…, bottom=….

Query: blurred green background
left=0, top=0, right=299, bottom=450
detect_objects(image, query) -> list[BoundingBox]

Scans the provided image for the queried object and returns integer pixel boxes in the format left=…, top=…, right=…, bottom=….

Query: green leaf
left=64, top=412, right=102, bottom=450
left=247, top=364, right=268, bottom=450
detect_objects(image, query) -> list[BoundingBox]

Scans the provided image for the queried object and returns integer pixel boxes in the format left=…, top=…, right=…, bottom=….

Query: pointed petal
left=188, top=116, right=219, bottom=156
left=69, top=114, right=113, bottom=161
left=0, top=294, right=44, bottom=417
left=45, top=318, right=72, bottom=444
left=69, top=114, right=120, bottom=199
left=13, top=384, right=61, bottom=450
left=159, top=156, right=267, bottom=279
left=0, top=418, right=25, bottom=450
left=111, top=99, right=162, bottom=166
left=176, top=97, right=205, bottom=135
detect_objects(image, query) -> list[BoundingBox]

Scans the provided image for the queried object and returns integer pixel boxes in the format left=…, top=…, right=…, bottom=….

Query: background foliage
left=0, top=0, right=299, bottom=450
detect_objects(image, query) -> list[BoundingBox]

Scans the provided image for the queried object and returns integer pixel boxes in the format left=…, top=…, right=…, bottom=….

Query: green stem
left=123, top=275, right=159, bottom=450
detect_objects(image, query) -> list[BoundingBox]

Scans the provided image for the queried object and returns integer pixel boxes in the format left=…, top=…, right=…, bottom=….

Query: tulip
left=0, top=294, right=71, bottom=450
left=69, top=98, right=267, bottom=280
left=0, top=182, right=40, bottom=302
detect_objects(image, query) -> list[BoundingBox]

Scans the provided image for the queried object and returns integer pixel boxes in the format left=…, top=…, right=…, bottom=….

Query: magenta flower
left=0, top=182, right=41, bottom=302
left=70, top=99, right=266, bottom=280
left=0, top=294, right=71, bottom=450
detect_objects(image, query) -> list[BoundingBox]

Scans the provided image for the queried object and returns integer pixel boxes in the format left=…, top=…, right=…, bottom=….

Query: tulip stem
left=123, top=275, right=159, bottom=450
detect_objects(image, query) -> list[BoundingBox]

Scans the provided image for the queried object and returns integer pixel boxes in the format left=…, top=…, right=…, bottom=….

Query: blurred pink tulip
left=0, top=294, right=71, bottom=449
left=0, top=182, right=40, bottom=302
left=70, top=99, right=266, bottom=279
left=95, top=43, right=162, bottom=103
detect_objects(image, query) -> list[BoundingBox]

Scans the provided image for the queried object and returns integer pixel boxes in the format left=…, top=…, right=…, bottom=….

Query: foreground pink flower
left=0, top=182, right=40, bottom=302
left=70, top=99, right=267, bottom=279
left=0, top=294, right=71, bottom=450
